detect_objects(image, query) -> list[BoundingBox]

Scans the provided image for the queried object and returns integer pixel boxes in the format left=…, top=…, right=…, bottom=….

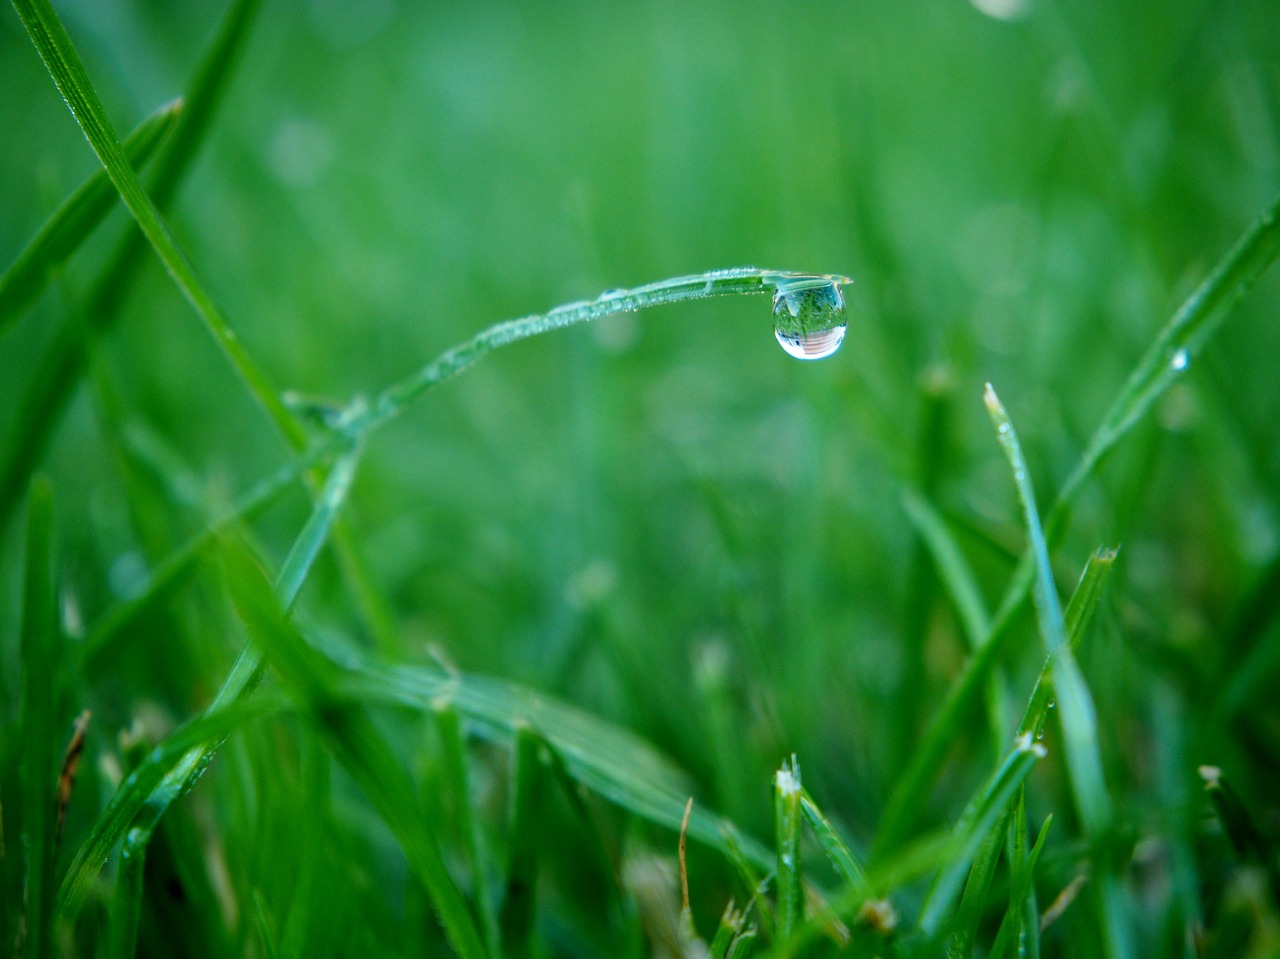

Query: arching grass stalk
left=59, top=267, right=839, bottom=926
left=355, top=268, right=852, bottom=434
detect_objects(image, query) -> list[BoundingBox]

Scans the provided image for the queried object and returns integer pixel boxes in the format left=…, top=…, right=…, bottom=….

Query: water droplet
left=1170, top=349, right=1190, bottom=372
left=1046, top=698, right=1056, bottom=709
left=772, top=279, right=847, bottom=360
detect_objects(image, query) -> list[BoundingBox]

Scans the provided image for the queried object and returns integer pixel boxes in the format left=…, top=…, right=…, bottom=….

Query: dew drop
left=772, top=278, right=848, bottom=360
left=1170, top=348, right=1190, bottom=372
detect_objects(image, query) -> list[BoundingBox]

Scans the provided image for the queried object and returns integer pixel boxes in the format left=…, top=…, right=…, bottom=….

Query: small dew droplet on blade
left=771, top=279, right=848, bottom=360
left=1170, top=348, right=1190, bottom=372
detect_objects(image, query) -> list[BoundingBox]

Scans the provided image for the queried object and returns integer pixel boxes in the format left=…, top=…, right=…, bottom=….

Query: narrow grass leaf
left=55, top=692, right=288, bottom=921
left=948, top=810, right=1010, bottom=958
left=0, top=98, right=179, bottom=335
left=350, top=652, right=775, bottom=868
left=222, top=540, right=489, bottom=959
left=499, top=725, right=544, bottom=959
left=988, top=814, right=1053, bottom=959
left=1017, top=548, right=1119, bottom=742
left=773, top=756, right=804, bottom=952
left=360, top=269, right=850, bottom=433
left=985, top=384, right=1126, bottom=957
left=901, top=488, right=991, bottom=645
left=13, top=0, right=304, bottom=449
left=18, top=479, right=59, bottom=959
left=1054, top=191, right=1280, bottom=518
left=57, top=448, right=358, bottom=923
left=798, top=790, right=872, bottom=903
left=902, top=487, right=1009, bottom=756
left=918, top=735, right=1045, bottom=938
left=435, top=703, right=502, bottom=959
left=984, top=385, right=1112, bottom=838
left=0, top=0, right=265, bottom=533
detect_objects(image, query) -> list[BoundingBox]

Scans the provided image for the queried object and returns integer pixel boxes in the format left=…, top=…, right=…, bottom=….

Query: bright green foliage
left=2, top=1, right=1280, bottom=957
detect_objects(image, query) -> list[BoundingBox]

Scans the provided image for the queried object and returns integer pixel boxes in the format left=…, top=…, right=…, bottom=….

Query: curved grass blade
left=54, top=691, right=288, bottom=921
left=0, top=0, right=265, bottom=533
left=0, top=98, right=180, bottom=336
left=12, top=0, right=304, bottom=450
left=222, top=539, right=489, bottom=959
left=875, top=193, right=1280, bottom=855
left=359, top=269, right=851, bottom=432
left=346, top=655, right=774, bottom=874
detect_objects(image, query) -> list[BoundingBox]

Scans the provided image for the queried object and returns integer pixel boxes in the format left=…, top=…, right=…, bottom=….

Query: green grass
left=3, top=1, right=1280, bottom=956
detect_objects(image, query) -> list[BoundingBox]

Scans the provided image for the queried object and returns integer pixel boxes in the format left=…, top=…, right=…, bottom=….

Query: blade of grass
left=989, top=814, right=1053, bottom=959
left=13, top=0, right=304, bottom=449
left=18, top=479, right=59, bottom=959
left=948, top=808, right=1011, bottom=957
left=0, top=0, right=264, bottom=533
left=875, top=192, right=1280, bottom=854
left=984, top=384, right=1127, bottom=958
left=1016, top=547, right=1119, bottom=742
left=435, top=703, right=502, bottom=959
left=774, top=757, right=804, bottom=954
left=499, top=725, right=544, bottom=959
left=222, top=538, right=489, bottom=959
left=918, top=734, right=1046, bottom=938
left=798, top=790, right=873, bottom=904
left=0, top=98, right=180, bottom=336
left=347, top=654, right=775, bottom=874
left=901, top=488, right=1009, bottom=757
left=984, top=385, right=1112, bottom=838
left=57, top=446, right=360, bottom=923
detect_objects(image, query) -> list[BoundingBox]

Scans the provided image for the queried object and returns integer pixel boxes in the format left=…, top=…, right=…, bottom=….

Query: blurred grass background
left=2, top=0, right=1279, bottom=955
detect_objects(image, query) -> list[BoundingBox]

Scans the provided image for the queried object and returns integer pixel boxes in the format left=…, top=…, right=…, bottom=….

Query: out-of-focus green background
left=3, top=0, right=1280, bottom=952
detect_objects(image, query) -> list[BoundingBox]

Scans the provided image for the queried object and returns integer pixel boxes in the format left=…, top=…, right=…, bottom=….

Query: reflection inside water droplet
left=1170, top=348, right=1190, bottom=372
left=771, top=278, right=848, bottom=360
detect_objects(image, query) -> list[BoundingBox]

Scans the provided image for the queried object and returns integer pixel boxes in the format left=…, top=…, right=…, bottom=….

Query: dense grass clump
left=3, top=0, right=1280, bottom=956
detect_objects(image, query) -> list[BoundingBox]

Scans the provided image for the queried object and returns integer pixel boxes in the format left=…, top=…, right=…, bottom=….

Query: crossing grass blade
left=56, top=447, right=359, bottom=923
left=0, top=98, right=180, bottom=337
left=221, top=537, right=490, bottom=959
left=12, top=0, right=304, bottom=449
left=0, top=0, right=265, bottom=533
